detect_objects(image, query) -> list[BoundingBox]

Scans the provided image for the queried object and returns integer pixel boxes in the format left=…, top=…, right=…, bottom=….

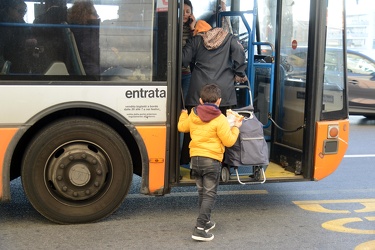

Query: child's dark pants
left=191, top=156, right=221, bottom=229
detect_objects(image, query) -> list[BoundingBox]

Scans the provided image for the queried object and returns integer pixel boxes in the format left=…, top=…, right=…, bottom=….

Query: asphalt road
left=0, top=115, right=374, bottom=250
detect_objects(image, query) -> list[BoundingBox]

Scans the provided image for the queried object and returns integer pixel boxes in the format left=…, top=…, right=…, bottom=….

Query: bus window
left=100, top=2, right=166, bottom=81
left=322, top=1, right=346, bottom=115
left=0, top=1, right=168, bottom=81
left=250, top=0, right=312, bottom=150
left=0, top=0, right=35, bottom=75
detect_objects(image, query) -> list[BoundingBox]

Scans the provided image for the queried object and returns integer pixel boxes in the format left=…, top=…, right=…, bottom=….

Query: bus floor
left=179, top=162, right=302, bottom=183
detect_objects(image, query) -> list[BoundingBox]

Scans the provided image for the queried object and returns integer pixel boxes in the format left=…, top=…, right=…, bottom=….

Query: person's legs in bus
left=218, top=105, right=236, bottom=164
left=191, top=156, right=220, bottom=241
left=180, top=132, right=191, bottom=165
left=180, top=73, right=191, bottom=166
left=180, top=105, right=193, bottom=166
left=181, top=72, right=191, bottom=100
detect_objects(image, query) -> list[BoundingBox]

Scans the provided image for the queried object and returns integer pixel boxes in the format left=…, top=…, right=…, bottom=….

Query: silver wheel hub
left=47, top=142, right=109, bottom=201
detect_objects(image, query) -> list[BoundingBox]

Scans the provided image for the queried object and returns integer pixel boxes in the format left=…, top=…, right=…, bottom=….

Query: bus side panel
left=136, top=126, right=166, bottom=194
left=0, top=128, right=18, bottom=201
left=313, top=120, right=349, bottom=180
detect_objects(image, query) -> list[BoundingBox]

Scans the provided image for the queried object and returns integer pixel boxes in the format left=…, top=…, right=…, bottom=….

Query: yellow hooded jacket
left=178, top=104, right=239, bottom=162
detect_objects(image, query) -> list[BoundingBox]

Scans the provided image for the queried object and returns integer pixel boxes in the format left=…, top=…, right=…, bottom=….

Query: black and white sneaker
left=204, top=221, right=216, bottom=232
left=192, top=227, right=214, bottom=241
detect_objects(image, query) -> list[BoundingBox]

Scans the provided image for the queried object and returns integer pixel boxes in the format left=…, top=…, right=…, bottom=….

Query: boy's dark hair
left=200, top=84, right=221, bottom=103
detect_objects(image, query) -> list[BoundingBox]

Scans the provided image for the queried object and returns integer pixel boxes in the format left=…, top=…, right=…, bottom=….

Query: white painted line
left=344, top=154, right=375, bottom=158
left=127, top=189, right=268, bottom=199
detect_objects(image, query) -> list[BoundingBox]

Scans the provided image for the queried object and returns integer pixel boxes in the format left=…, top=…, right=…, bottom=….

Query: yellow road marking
left=293, top=199, right=375, bottom=213
left=322, top=217, right=375, bottom=234
left=355, top=240, right=375, bottom=250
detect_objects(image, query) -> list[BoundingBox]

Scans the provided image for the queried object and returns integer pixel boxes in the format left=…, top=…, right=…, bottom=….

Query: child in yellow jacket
left=178, top=83, right=243, bottom=241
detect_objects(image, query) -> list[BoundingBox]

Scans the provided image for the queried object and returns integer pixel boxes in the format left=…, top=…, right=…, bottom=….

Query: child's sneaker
left=204, top=221, right=216, bottom=232
left=192, top=227, right=214, bottom=241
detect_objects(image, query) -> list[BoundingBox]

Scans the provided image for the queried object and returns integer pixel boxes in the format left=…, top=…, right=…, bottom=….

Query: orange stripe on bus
left=0, top=128, right=18, bottom=199
left=136, top=126, right=166, bottom=193
left=314, top=120, right=349, bottom=180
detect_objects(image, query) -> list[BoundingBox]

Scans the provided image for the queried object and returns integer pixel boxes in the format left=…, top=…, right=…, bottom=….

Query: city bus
left=0, top=0, right=349, bottom=224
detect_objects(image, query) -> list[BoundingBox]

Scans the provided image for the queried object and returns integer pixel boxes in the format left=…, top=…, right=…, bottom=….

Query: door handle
left=349, top=79, right=358, bottom=85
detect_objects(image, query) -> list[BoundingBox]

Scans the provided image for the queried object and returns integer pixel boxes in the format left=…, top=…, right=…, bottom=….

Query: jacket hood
left=193, top=104, right=222, bottom=123
left=193, top=20, right=212, bottom=36
left=197, top=27, right=229, bottom=50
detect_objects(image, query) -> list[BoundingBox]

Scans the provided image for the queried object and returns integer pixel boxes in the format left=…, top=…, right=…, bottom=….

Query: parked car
left=346, top=49, right=375, bottom=118
left=285, top=48, right=375, bottom=118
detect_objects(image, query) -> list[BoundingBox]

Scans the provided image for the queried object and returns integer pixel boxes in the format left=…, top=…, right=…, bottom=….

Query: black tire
left=221, top=166, right=230, bottom=183
left=21, top=117, right=133, bottom=224
left=253, top=166, right=261, bottom=181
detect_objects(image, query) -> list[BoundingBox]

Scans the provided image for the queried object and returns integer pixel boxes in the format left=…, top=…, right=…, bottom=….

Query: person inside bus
left=0, top=0, right=36, bottom=74
left=203, top=0, right=232, bottom=34
left=179, top=20, right=247, bottom=165
left=178, top=83, right=243, bottom=241
left=32, top=0, right=68, bottom=74
left=179, top=0, right=196, bottom=170
left=181, top=0, right=196, bottom=100
left=67, top=0, right=100, bottom=76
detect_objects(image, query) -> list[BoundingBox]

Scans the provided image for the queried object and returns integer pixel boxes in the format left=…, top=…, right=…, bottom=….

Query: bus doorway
left=177, top=0, right=348, bottom=183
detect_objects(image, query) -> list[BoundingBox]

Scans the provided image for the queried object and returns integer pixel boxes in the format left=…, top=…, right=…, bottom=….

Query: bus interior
left=178, top=0, right=347, bottom=184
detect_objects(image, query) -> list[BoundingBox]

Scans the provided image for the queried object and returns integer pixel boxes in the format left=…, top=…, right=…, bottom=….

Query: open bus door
left=266, top=0, right=348, bottom=180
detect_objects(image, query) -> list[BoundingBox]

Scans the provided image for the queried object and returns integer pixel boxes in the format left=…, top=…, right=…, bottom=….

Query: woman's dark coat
left=182, top=28, right=247, bottom=107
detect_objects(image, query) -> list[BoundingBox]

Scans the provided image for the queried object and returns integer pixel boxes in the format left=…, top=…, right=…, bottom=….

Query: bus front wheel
left=21, top=117, right=133, bottom=224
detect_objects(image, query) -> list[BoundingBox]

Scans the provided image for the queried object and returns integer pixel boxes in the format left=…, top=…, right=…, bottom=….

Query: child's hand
left=234, top=118, right=243, bottom=128
left=181, top=109, right=188, bottom=114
